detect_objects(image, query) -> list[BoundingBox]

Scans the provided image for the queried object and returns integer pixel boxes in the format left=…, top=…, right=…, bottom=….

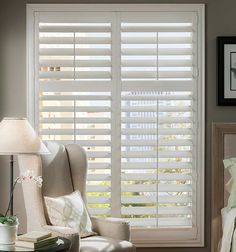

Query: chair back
left=18, top=141, right=88, bottom=231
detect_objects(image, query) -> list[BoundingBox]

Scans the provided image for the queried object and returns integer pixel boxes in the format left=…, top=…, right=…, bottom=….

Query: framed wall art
left=218, top=36, right=236, bottom=105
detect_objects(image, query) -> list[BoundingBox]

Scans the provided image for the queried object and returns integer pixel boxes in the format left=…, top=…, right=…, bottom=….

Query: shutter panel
left=38, top=19, right=113, bottom=216
left=120, top=13, right=196, bottom=228
left=121, top=21, right=194, bottom=82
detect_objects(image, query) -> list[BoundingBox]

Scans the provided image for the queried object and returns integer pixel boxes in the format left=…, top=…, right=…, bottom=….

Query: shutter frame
left=27, top=5, right=204, bottom=246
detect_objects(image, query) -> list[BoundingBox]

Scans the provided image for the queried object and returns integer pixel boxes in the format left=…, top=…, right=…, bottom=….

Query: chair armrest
left=91, top=216, right=131, bottom=241
left=43, top=225, right=80, bottom=252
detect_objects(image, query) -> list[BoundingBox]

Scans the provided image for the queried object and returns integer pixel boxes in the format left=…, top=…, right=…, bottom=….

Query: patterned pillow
left=44, top=191, right=97, bottom=238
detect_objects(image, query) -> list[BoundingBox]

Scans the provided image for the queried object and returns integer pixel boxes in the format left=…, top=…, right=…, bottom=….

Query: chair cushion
left=80, top=236, right=135, bottom=252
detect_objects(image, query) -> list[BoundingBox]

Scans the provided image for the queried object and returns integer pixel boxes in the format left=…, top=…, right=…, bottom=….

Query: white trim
left=26, top=5, right=35, bottom=127
left=34, top=12, right=40, bottom=134
left=26, top=3, right=205, bottom=247
left=27, top=4, right=204, bottom=12
left=198, top=4, right=205, bottom=247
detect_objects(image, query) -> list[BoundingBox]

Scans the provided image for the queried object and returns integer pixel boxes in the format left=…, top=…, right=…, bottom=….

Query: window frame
left=27, top=3, right=205, bottom=247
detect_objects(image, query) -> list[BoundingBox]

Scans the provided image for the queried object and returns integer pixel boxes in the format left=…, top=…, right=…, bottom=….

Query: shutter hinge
left=194, top=68, right=199, bottom=78
left=195, top=13, right=199, bottom=26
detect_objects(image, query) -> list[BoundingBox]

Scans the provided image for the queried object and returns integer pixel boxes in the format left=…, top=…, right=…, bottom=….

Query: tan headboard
left=212, top=123, right=236, bottom=252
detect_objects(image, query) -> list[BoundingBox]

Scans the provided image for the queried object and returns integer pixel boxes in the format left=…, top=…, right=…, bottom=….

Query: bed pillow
left=44, top=191, right=97, bottom=238
left=226, top=178, right=233, bottom=194
left=223, top=158, right=236, bottom=209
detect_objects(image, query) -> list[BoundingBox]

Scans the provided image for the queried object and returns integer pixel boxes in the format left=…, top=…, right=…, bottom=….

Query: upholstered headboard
left=212, top=123, right=236, bottom=252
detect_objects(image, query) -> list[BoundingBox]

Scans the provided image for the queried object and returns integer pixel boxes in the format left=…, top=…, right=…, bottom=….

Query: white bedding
left=221, top=207, right=236, bottom=252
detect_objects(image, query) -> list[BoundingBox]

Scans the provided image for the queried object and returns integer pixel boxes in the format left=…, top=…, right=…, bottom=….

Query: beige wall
left=1, top=0, right=236, bottom=251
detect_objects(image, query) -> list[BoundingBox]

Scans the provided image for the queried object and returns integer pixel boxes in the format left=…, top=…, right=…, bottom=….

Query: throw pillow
left=223, top=158, right=236, bottom=209
left=44, top=191, right=97, bottom=238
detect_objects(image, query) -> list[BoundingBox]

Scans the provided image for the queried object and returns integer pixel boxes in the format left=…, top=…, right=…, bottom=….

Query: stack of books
left=16, top=231, right=58, bottom=249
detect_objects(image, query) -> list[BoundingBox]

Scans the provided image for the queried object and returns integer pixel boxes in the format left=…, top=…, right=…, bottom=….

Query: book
left=15, top=235, right=58, bottom=249
left=17, top=231, right=52, bottom=243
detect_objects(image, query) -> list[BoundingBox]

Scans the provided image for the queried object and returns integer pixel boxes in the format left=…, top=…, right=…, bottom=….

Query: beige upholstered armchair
left=18, top=141, right=135, bottom=252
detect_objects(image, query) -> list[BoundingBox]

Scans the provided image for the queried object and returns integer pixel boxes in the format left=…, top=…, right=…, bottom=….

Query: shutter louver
left=38, top=20, right=113, bottom=217
left=121, top=92, right=193, bottom=228
left=121, top=22, right=194, bottom=82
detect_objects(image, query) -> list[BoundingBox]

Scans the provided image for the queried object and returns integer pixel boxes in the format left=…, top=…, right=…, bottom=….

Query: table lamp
left=0, top=117, right=49, bottom=215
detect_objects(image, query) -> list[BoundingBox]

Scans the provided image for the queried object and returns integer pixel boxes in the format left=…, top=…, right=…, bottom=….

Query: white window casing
left=27, top=4, right=205, bottom=247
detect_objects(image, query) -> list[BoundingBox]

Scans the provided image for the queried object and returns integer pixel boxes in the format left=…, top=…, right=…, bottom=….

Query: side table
left=0, top=237, right=71, bottom=252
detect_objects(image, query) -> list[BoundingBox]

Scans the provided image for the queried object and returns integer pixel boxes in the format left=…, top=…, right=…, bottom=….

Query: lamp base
left=9, top=155, right=14, bottom=216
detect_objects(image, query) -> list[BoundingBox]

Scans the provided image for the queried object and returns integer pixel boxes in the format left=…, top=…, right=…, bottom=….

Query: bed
left=212, top=123, right=236, bottom=252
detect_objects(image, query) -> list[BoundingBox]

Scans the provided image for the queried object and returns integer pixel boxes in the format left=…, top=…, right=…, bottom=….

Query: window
left=27, top=4, right=205, bottom=247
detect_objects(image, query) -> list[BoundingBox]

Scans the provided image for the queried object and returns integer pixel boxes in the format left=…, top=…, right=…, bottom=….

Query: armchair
left=18, top=141, right=135, bottom=252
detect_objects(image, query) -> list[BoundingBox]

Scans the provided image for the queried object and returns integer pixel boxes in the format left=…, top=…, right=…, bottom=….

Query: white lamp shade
left=0, top=117, right=49, bottom=155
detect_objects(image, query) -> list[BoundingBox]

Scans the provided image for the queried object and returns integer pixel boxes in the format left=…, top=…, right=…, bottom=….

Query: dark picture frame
left=218, top=36, right=236, bottom=105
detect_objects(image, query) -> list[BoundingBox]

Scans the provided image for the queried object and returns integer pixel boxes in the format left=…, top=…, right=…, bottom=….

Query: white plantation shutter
left=28, top=4, right=204, bottom=246
left=37, top=14, right=114, bottom=216
left=120, top=13, right=196, bottom=229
